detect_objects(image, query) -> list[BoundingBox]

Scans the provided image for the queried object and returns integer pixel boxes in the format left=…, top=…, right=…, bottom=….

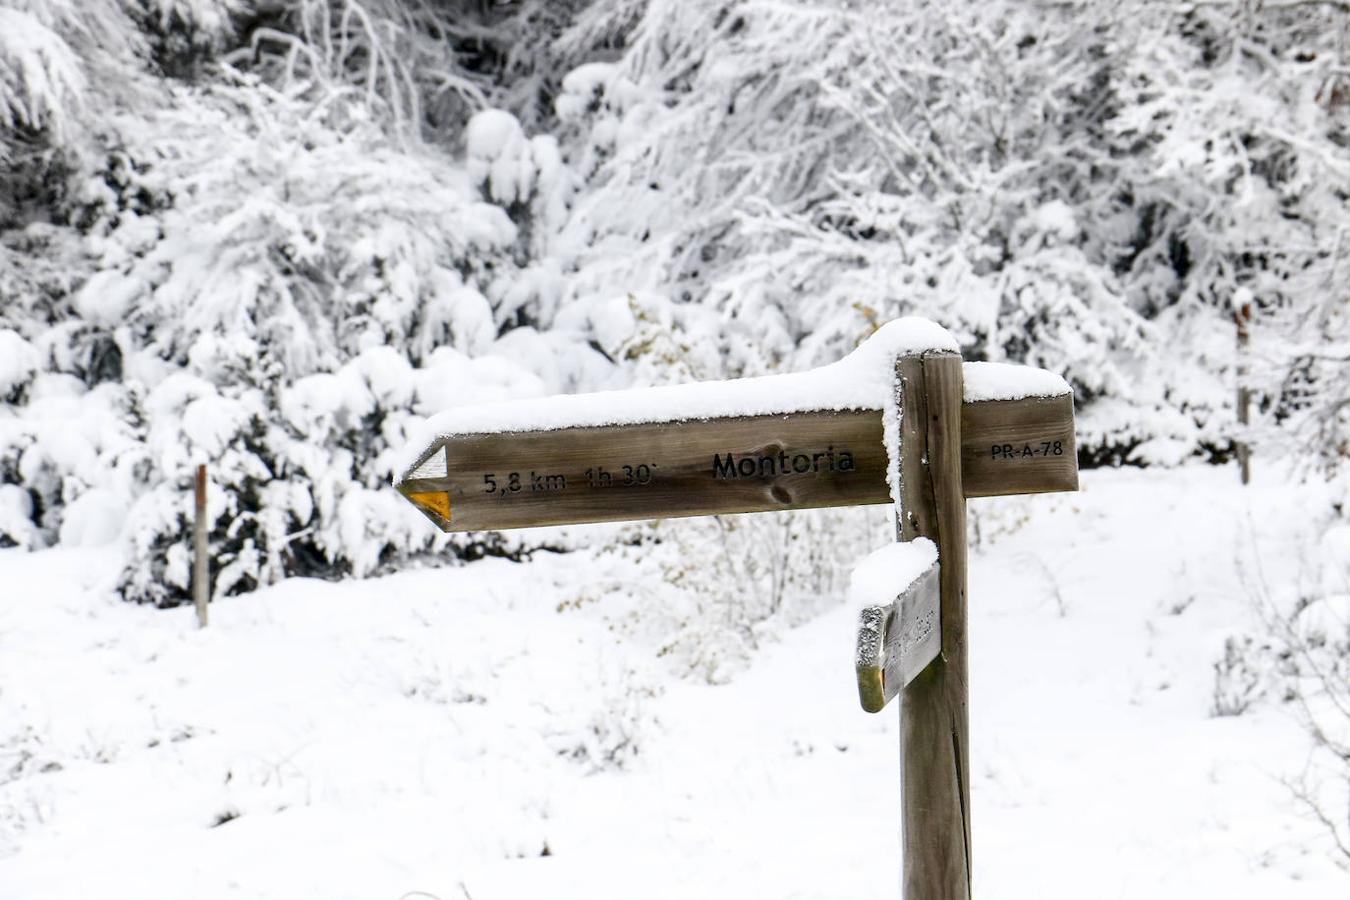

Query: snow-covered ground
left=1, top=466, right=1345, bottom=899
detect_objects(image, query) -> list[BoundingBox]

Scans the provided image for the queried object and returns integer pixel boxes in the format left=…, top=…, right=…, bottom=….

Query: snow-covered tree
left=554, top=0, right=1347, bottom=470
left=0, top=2, right=612, bottom=604
left=1, top=0, right=1345, bottom=634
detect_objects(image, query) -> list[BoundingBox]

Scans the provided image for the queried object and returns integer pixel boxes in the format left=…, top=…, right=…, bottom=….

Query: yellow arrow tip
left=406, top=490, right=451, bottom=523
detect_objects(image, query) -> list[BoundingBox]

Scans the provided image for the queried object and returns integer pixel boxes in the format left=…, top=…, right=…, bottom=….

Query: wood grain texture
left=897, top=352, right=971, bottom=900
left=396, top=395, right=1076, bottom=532
left=960, top=394, right=1076, bottom=498
left=397, top=411, right=889, bottom=532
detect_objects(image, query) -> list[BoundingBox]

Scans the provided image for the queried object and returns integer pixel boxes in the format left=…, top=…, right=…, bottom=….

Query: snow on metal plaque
left=855, top=559, right=942, bottom=713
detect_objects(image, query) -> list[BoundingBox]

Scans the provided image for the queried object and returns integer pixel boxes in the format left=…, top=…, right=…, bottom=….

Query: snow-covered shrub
left=0, top=5, right=88, bottom=231
left=1, top=0, right=1345, bottom=684
left=80, top=82, right=606, bottom=604
left=0, top=3, right=611, bottom=604
left=554, top=0, right=1348, bottom=467
left=226, top=0, right=607, bottom=141
left=543, top=655, right=660, bottom=772
left=567, top=504, right=887, bottom=685
left=1210, top=635, right=1266, bottom=718
left=1217, top=508, right=1350, bottom=859
left=0, top=6, right=84, bottom=138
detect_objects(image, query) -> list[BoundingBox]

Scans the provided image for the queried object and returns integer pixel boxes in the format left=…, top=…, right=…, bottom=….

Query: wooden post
left=193, top=463, right=209, bottom=629
left=1234, top=300, right=1252, bottom=486
left=894, top=351, right=970, bottom=899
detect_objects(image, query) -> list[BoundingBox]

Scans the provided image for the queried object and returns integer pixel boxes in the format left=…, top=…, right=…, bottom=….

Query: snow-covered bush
left=1210, top=634, right=1266, bottom=718
left=0, top=5, right=609, bottom=602
left=1, top=0, right=1346, bottom=658
left=79, top=83, right=612, bottom=605
left=1218, top=516, right=1350, bottom=861
left=0, top=5, right=84, bottom=138
left=594, top=506, right=887, bottom=684
left=555, top=0, right=1348, bottom=468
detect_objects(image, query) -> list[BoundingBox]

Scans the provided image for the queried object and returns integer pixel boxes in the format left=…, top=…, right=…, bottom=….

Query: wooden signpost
left=396, top=395, right=1074, bottom=532
left=394, top=321, right=1078, bottom=900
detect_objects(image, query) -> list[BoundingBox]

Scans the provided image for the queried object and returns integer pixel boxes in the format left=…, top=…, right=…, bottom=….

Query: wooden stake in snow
left=193, top=463, right=209, bottom=629
left=1235, top=296, right=1252, bottom=485
left=392, top=318, right=1078, bottom=899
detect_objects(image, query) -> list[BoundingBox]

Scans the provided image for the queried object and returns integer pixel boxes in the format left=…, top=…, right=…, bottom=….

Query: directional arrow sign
left=395, top=383, right=1075, bottom=533
left=394, top=320, right=1076, bottom=534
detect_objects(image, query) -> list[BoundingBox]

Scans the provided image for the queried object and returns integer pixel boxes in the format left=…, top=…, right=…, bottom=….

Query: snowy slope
left=0, top=466, right=1345, bottom=899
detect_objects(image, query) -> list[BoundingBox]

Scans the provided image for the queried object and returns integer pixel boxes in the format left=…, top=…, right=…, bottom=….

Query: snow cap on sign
left=396, top=317, right=959, bottom=481
left=963, top=362, right=1071, bottom=403
left=848, top=538, right=938, bottom=611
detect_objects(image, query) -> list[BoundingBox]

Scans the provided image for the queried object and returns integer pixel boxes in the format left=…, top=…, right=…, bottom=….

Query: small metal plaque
left=855, top=560, right=942, bottom=713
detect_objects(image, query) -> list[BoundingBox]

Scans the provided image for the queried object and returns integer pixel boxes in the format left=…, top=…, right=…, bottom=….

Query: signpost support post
left=894, top=351, right=969, bottom=900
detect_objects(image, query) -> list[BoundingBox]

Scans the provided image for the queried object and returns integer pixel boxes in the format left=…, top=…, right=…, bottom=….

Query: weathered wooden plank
left=897, top=352, right=971, bottom=900
left=398, top=411, right=890, bottom=532
left=396, top=394, right=1076, bottom=532
left=960, top=394, right=1077, bottom=498
left=855, top=560, right=942, bottom=713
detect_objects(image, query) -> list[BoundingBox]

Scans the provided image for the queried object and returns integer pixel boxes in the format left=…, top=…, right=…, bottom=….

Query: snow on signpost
left=392, top=317, right=1079, bottom=900
left=392, top=320, right=1076, bottom=532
